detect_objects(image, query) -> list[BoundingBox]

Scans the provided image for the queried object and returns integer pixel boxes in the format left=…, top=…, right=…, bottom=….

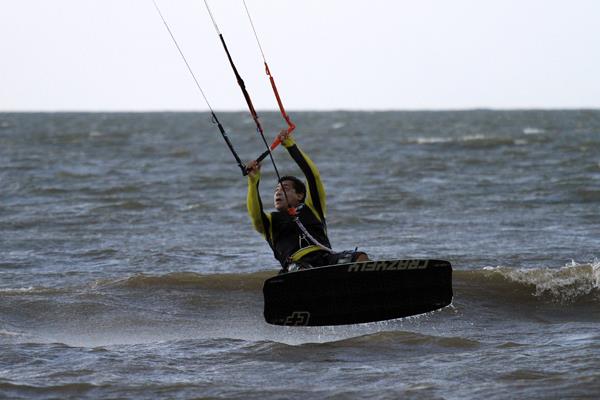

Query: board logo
left=347, top=259, right=428, bottom=272
left=284, top=311, right=311, bottom=326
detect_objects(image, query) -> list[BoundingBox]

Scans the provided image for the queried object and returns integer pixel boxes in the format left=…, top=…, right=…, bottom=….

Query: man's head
left=274, top=176, right=306, bottom=211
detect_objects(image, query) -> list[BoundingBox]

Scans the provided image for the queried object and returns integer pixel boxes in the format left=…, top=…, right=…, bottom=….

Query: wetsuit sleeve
left=247, top=171, right=273, bottom=242
left=282, top=137, right=327, bottom=221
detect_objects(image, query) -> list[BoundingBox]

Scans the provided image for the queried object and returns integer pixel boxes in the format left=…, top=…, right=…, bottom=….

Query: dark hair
left=280, top=176, right=306, bottom=201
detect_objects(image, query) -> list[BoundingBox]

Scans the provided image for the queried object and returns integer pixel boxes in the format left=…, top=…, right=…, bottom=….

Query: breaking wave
left=457, top=260, right=600, bottom=304
left=2, top=260, right=598, bottom=346
left=3, top=261, right=598, bottom=305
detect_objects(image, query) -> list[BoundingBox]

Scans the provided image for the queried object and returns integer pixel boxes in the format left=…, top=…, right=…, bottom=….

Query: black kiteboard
left=263, top=259, right=452, bottom=326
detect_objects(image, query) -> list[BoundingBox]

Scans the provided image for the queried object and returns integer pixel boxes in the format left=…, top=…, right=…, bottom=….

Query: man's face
left=274, top=180, right=303, bottom=211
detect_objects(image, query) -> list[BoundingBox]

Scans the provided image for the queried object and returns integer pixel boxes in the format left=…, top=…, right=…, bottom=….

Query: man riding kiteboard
left=246, top=129, right=369, bottom=273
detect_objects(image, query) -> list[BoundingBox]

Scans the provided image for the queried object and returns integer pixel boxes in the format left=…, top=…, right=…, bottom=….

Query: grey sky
left=1, top=0, right=599, bottom=111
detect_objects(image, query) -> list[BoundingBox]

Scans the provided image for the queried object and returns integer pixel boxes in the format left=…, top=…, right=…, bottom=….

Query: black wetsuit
left=247, top=137, right=331, bottom=269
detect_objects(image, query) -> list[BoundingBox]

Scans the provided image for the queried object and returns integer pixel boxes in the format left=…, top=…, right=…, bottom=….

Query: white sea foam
left=415, top=134, right=488, bottom=144
left=416, top=137, right=452, bottom=144
left=485, top=260, right=600, bottom=302
left=0, top=286, right=35, bottom=293
left=0, top=329, right=20, bottom=337
left=523, top=127, right=546, bottom=135
left=461, top=134, right=487, bottom=141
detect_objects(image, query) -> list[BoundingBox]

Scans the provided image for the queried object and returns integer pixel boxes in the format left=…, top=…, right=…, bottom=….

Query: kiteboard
left=263, top=259, right=453, bottom=326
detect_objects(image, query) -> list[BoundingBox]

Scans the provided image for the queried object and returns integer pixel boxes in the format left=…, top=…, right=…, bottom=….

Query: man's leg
left=354, top=252, right=370, bottom=262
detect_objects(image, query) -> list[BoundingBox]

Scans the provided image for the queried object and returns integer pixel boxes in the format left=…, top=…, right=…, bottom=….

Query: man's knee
left=353, top=252, right=370, bottom=262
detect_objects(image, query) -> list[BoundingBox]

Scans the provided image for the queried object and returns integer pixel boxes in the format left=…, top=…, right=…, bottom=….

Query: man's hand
left=276, top=128, right=293, bottom=144
left=246, top=160, right=261, bottom=178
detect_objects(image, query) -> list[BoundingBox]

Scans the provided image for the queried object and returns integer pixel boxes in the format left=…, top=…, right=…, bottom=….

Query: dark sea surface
left=1, top=111, right=599, bottom=399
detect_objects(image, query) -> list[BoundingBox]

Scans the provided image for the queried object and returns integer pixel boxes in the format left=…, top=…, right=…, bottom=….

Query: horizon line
left=2, top=107, right=600, bottom=114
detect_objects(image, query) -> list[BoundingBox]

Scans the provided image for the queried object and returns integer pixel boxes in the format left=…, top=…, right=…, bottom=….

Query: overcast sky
left=1, top=0, right=599, bottom=111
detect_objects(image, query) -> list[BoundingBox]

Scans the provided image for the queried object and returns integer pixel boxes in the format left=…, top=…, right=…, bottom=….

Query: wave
left=55, top=170, right=101, bottom=179
left=108, top=260, right=599, bottom=304
left=522, top=127, right=546, bottom=135
left=322, top=330, right=481, bottom=349
left=0, top=382, right=102, bottom=397
left=0, top=286, right=67, bottom=296
left=93, top=271, right=272, bottom=291
left=4, top=261, right=598, bottom=304
left=2, top=261, right=598, bottom=344
left=410, top=134, right=517, bottom=147
left=575, top=189, right=600, bottom=203
left=0, top=329, right=21, bottom=337
left=455, top=260, right=600, bottom=305
left=244, top=330, right=481, bottom=357
left=407, top=131, right=554, bottom=148
left=413, top=134, right=486, bottom=144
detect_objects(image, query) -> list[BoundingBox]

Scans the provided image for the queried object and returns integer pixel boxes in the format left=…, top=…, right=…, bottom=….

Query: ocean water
left=1, top=110, right=599, bottom=399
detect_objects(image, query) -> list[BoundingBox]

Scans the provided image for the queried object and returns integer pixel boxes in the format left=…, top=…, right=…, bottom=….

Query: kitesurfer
left=247, top=129, right=368, bottom=273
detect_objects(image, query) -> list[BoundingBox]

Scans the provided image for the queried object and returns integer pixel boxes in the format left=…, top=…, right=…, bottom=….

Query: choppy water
left=1, top=111, right=599, bottom=399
